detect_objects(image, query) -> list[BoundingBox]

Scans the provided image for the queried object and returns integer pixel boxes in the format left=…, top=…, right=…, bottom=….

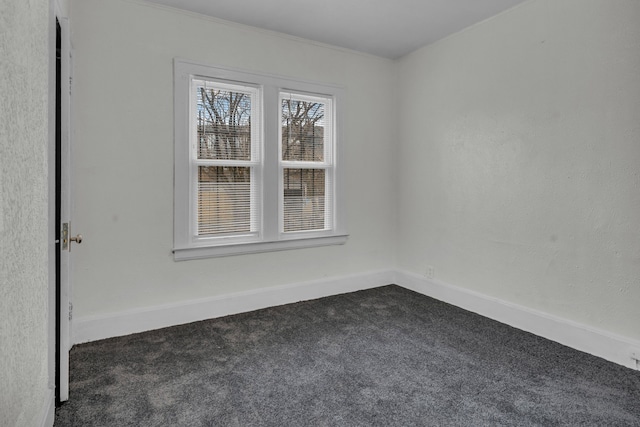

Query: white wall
left=0, top=0, right=52, bottom=425
left=70, top=0, right=640, bottom=355
left=397, top=0, right=640, bottom=341
left=69, top=0, right=396, bottom=319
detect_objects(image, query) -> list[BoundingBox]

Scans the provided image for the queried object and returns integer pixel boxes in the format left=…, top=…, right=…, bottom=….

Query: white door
left=55, top=11, right=75, bottom=403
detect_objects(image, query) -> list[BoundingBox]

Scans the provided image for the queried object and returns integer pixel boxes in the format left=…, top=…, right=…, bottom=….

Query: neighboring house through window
left=173, top=59, right=347, bottom=260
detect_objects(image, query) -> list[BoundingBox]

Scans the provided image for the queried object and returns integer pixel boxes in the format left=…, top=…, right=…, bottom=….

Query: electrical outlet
left=631, top=350, right=640, bottom=370
left=426, top=265, right=435, bottom=280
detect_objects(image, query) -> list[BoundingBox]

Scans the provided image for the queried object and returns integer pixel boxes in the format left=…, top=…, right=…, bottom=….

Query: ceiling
left=144, top=0, right=529, bottom=59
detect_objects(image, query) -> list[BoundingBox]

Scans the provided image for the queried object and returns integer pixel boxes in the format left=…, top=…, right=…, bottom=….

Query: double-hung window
left=280, top=91, right=333, bottom=235
left=193, top=79, right=261, bottom=242
left=174, top=60, right=346, bottom=260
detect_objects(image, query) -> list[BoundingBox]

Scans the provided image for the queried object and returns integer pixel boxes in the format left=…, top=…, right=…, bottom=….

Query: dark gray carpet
left=55, top=285, right=640, bottom=426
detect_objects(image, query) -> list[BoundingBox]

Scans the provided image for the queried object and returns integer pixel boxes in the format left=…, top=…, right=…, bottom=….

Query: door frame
left=48, top=0, right=72, bottom=405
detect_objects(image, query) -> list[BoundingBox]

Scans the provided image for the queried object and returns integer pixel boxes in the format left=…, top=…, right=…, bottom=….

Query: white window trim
left=173, top=59, right=347, bottom=260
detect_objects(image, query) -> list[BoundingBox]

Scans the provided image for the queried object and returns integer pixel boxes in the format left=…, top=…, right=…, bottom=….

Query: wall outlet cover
left=426, top=265, right=435, bottom=280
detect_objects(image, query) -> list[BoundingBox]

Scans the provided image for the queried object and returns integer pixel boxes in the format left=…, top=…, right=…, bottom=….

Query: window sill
left=173, top=234, right=349, bottom=261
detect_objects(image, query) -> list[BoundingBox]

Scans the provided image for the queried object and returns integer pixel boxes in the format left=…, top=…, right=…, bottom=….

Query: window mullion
left=262, top=85, right=280, bottom=242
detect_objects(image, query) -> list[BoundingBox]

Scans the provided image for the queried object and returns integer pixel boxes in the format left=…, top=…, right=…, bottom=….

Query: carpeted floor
left=55, top=285, right=640, bottom=426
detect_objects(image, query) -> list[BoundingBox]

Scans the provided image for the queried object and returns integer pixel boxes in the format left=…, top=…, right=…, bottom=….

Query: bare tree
left=197, top=88, right=252, bottom=183
left=282, top=99, right=324, bottom=162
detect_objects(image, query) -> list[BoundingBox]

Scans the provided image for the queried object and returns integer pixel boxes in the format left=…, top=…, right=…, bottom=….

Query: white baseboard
left=73, top=269, right=395, bottom=344
left=396, top=269, right=640, bottom=370
left=40, top=389, right=55, bottom=427
left=72, top=268, right=640, bottom=372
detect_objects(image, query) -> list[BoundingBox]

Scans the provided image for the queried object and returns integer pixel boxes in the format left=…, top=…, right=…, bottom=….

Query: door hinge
left=69, top=302, right=73, bottom=321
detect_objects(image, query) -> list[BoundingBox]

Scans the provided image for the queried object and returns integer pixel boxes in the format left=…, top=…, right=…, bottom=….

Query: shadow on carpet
left=55, top=285, right=640, bottom=426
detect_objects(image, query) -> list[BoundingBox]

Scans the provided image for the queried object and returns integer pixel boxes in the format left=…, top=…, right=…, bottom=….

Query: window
left=280, top=92, right=333, bottom=235
left=193, top=79, right=261, bottom=241
left=174, top=60, right=346, bottom=260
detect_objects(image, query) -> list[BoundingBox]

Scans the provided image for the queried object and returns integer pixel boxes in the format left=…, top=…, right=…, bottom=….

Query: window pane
left=198, top=166, right=251, bottom=236
left=283, top=169, right=326, bottom=232
left=196, top=83, right=252, bottom=161
left=282, top=98, right=325, bottom=162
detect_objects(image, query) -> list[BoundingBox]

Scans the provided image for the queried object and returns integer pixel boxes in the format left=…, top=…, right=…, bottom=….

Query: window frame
left=173, top=59, right=347, bottom=260
left=279, top=91, right=335, bottom=238
left=190, top=78, right=262, bottom=245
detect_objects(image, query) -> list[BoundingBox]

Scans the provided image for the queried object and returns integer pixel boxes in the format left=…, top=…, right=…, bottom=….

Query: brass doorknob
left=70, top=234, right=82, bottom=244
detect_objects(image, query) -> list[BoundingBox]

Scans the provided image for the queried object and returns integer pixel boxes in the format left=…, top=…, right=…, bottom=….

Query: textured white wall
left=397, top=0, right=640, bottom=340
left=69, top=0, right=396, bottom=318
left=0, top=0, right=52, bottom=424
